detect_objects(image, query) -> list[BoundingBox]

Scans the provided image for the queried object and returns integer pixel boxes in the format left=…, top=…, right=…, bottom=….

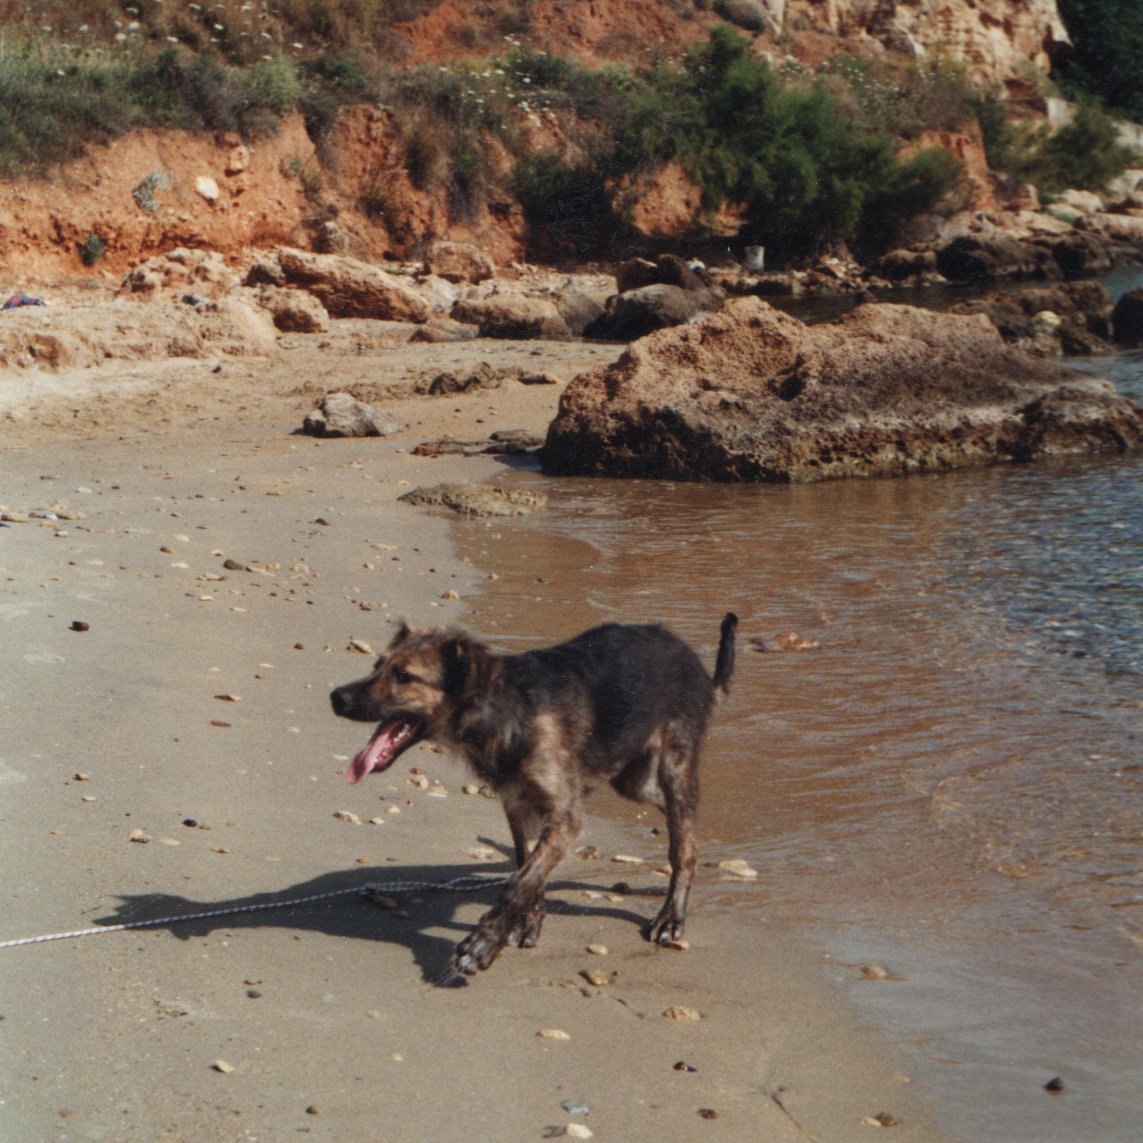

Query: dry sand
left=1, top=324, right=947, bottom=1141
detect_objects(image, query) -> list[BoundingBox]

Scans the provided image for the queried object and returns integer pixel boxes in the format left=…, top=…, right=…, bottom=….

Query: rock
left=194, top=175, right=221, bottom=203
left=314, top=221, right=374, bottom=262
left=450, top=293, right=571, bottom=340
left=1055, top=189, right=1103, bottom=214
left=935, top=233, right=1053, bottom=282
left=301, top=392, right=402, bottom=438
left=1051, top=232, right=1113, bottom=280
left=408, top=317, right=479, bottom=343
left=877, top=248, right=938, bottom=281
left=251, top=287, right=330, bottom=333
left=950, top=281, right=1114, bottom=357
left=398, top=483, right=548, bottom=516
left=543, top=296, right=1143, bottom=483
left=276, top=249, right=430, bottom=322
left=714, top=0, right=774, bottom=33
left=584, top=283, right=723, bottom=340
left=1112, top=289, right=1143, bottom=345
left=414, top=362, right=505, bottom=395
left=424, top=240, right=495, bottom=283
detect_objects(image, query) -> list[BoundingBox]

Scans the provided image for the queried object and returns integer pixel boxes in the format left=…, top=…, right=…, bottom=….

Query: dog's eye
left=392, top=667, right=417, bottom=685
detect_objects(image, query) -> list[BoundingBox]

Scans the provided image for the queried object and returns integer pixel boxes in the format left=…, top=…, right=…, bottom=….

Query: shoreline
left=1, top=344, right=949, bottom=1141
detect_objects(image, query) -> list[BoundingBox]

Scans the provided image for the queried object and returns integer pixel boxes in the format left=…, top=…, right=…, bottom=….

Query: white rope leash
left=0, top=874, right=510, bottom=951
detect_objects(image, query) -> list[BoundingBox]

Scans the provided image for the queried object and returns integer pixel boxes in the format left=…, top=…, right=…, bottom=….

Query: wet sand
left=1, top=330, right=945, bottom=1140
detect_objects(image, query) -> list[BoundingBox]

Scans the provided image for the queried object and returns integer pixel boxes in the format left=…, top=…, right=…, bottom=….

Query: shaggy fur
left=331, top=613, right=737, bottom=975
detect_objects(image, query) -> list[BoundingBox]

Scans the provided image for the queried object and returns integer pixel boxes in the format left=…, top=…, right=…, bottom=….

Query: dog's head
left=330, top=623, right=497, bottom=784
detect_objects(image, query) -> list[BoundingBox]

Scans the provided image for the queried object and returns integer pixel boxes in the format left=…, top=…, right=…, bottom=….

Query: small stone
left=246, top=989, right=263, bottom=999
left=129, top=829, right=151, bottom=844
left=698, top=1108, right=719, bottom=1120
left=581, top=969, right=612, bottom=987
left=462, top=783, right=482, bottom=795
left=662, top=938, right=690, bottom=951
left=586, top=943, right=608, bottom=956
left=334, top=810, right=362, bottom=824
left=860, top=1111, right=902, bottom=1127
left=662, top=1005, right=701, bottom=1021
left=211, top=1059, right=235, bottom=1074
left=718, top=858, right=759, bottom=879
left=860, top=963, right=893, bottom=980
left=1044, top=1076, right=1065, bottom=1094
left=566, top=1126, right=593, bottom=1139
left=674, top=1061, right=697, bottom=1072
left=213, top=693, right=241, bottom=703
left=466, top=845, right=497, bottom=861
left=348, top=638, right=374, bottom=655
left=305, top=1104, right=319, bottom=1115
left=537, top=1028, right=571, bottom=1040
left=74, top=772, right=91, bottom=781
left=611, top=854, right=643, bottom=864
left=69, top=620, right=89, bottom=632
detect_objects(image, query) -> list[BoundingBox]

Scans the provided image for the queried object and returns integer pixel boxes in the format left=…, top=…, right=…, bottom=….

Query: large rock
left=1112, top=289, right=1143, bottom=345
left=275, top=248, right=430, bottom=322
left=301, top=392, right=402, bottom=438
left=542, top=297, right=1143, bottom=483
left=950, top=282, right=1114, bottom=356
left=450, top=293, right=571, bottom=340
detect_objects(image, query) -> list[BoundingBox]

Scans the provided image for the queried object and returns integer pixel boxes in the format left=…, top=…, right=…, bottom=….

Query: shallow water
left=452, top=357, right=1143, bottom=1141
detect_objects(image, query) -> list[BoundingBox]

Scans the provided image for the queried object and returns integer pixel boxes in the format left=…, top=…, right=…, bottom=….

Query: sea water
left=455, top=338, right=1143, bottom=1142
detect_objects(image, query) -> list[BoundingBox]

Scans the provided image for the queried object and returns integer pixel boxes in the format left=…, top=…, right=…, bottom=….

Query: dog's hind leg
left=646, top=737, right=701, bottom=945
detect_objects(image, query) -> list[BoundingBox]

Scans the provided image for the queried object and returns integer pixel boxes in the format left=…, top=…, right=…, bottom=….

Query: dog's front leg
left=454, top=810, right=580, bottom=974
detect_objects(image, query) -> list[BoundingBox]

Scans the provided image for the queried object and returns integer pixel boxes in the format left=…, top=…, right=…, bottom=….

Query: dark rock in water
left=1112, top=288, right=1143, bottom=345
left=950, top=282, right=1114, bottom=357
left=1052, top=231, right=1113, bottom=280
left=413, top=430, right=542, bottom=457
left=543, top=296, right=1143, bottom=483
left=935, top=233, right=1052, bottom=282
left=301, top=392, right=402, bottom=438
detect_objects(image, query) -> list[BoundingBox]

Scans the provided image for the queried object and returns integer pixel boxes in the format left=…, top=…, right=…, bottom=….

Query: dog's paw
left=506, top=908, right=544, bottom=949
left=453, top=921, right=509, bottom=975
left=646, top=911, right=686, bottom=946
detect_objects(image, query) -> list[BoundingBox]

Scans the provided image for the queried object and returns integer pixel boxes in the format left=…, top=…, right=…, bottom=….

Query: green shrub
left=512, top=154, right=620, bottom=257
left=79, top=234, right=106, bottom=266
left=1057, top=0, right=1143, bottom=122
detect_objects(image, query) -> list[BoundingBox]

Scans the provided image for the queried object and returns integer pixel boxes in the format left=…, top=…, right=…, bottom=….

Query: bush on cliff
left=1057, top=0, right=1143, bottom=122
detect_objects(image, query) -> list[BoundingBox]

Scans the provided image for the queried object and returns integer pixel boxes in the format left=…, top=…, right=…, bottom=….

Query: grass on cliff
left=0, top=16, right=1136, bottom=263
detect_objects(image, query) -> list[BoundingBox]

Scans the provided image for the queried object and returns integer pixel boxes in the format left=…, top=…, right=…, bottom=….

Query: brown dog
left=330, top=613, right=737, bottom=975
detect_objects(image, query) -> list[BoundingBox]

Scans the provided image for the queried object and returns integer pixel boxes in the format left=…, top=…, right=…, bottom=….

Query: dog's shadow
left=96, top=846, right=654, bottom=985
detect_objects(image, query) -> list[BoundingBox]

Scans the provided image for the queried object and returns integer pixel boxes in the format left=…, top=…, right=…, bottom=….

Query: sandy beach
left=1, top=324, right=947, bottom=1141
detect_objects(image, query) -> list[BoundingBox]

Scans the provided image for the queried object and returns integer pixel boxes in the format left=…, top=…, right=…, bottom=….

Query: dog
left=330, top=612, right=738, bottom=975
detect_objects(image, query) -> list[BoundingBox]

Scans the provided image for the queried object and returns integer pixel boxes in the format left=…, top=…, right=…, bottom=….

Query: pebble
left=586, top=943, right=608, bottom=956
left=566, top=1126, right=593, bottom=1139
left=611, top=854, right=643, bottom=864
left=334, top=810, right=362, bottom=825
left=1044, top=1076, right=1065, bottom=1094
left=859, top=963, right=893, bottom=980
left=348, top=638, right=374, bottom=655
left=128, top=829, right=151, bottom=844
left=662, top=1005, right=701, bottom=1021
left=859, top=1111, right=901, bottom=1127
left=211, top=1060, right=235, bottom=1074
left=74, top=773, right=91, bottom=782
left=213, top=694, right=241, bottom=703
left=561, top=1101, right=590, bottom=1115
left=581, top=969, right=612, bottom=987
left=537, top=1028, right=571, bottom=1041
left=718, top=858, right=759, bottom=879
left=698, top=1108, right=719, bottom=1120
left=466, top=845, right=497, bottom=861
left=69, top=620, right=89, bottom=632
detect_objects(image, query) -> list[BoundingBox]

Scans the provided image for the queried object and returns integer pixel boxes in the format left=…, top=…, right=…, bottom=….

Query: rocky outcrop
left=0, top=298, right=277, bottom=370
left=543, top=296, right=1143, bottom=483
left=273, top=249, right=431, bottom=322
left=450, top=293, right=571, bottom=340
left=950, top=281, right=1114, bottom=356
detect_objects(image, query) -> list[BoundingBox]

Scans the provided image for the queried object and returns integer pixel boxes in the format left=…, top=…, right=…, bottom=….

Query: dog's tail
left=712, top=612, right=738, bottom=700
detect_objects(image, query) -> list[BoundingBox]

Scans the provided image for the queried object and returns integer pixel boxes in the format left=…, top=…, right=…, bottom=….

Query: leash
left=0, top=874, right=510, bottom=951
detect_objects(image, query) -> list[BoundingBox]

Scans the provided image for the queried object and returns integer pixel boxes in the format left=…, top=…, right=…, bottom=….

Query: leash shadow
left=96, top=859, right=653, bottom=985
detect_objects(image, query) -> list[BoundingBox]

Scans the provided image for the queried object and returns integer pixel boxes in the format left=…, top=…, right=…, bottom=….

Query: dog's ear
left=387, top=621, right=412, bottom=649
left=439, top=634, right=495, bottom=698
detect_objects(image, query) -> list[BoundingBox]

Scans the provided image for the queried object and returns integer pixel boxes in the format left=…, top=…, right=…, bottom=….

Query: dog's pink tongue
left=346, top=720, right=413, bottom=784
